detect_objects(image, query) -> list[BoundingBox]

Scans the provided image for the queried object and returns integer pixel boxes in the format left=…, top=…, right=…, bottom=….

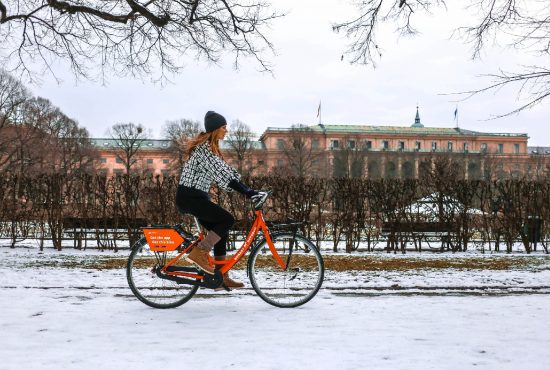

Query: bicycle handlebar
left=252, top=190, right=272, bottom=210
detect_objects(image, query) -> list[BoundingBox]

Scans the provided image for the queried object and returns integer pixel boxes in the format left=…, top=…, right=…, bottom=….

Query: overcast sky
left=27, top=0, right=550, bottom=146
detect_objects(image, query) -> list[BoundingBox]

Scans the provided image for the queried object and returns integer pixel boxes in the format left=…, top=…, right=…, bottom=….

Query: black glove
left=228, top=180, right=259, bottom=198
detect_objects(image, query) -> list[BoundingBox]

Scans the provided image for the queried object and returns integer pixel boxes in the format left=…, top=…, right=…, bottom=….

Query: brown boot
left=185, top=231, right=221, bottom=275
left=186, top=247, right=214, bottom=275
left=214, top=255, right=244, bottom=290
left=222, top=273, right=245, bottom=289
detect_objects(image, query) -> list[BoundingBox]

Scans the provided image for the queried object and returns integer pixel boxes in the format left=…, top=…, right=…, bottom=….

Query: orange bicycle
left=126, top=191, right=324, bottom=308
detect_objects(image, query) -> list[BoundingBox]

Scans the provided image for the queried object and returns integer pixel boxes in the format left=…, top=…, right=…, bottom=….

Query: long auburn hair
left=186, top=128, right=224, bottom=158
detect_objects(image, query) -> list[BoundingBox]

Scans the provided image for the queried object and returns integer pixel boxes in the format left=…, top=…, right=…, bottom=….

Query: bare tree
left=0, top=0, right=284, bottom=82
left=0, top=70, right=30, bottom=170
left=108, top=122, right=149, bottom=175
left=23, top=97, right=97, bottom=176
left=162, top=118, right=201, bottom=170
left=225, top=119, right=258, bottom=175
left=0, top=97, right=62, bottom=180
left=0, top=69, right=28, bottom=126
left=108, top=122, right=150, bottom=245
left=278, top=124, right=323, bottom=177
left=333, top=0, right=550, bottom=116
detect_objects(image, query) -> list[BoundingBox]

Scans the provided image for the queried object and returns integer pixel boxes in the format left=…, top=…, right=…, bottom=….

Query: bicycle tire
left=127, top=237, right=198, bottom=309
left=248, top=232, right=324, bottom=308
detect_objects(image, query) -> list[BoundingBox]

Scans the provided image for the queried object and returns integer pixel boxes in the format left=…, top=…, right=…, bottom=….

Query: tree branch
left=443, top=66, right=550, bottom=118
left=46, top=0, right=135, bottom=24
left=189, top=0, right=200, bottom=23
left=0, top=1, right=283, bottom=82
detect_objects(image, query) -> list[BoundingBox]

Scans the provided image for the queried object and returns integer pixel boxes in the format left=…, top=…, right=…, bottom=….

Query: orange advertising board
left=143, top=228, right=184, bottom=252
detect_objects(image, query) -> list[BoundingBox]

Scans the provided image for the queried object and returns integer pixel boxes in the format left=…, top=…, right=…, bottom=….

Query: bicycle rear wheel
left=127, top=237, right=198, bottom=309
left=248, top=233, right=324, bottom=308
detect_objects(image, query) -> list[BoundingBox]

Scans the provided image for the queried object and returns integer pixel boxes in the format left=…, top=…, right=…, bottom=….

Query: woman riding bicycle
left=176, top=111, right=259, bottom=289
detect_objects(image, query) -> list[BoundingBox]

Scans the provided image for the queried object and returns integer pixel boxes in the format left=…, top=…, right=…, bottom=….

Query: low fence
left=1, top=174, right=549, bottom=253
left=1, top=220, right=547, bottom=254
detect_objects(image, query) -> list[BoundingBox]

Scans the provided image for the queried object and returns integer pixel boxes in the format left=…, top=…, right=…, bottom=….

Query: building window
left=382, top=141, right=389, bottom=150
left=415, top=141, right=421, bottom=151
left=116, top=158, right=123, bottom=164
left=277, top=159, right=284, bottom=166
left=146, top=159, right=153, bottom=164
left=447, top=141, right=453, bottom=152
left=480, top=143, right=487, bottom=153
left=365, top=141, right=372, bottom=150
left=277, top=139, right=284, bottom=150
left=99, top=158, right=107, bottom=164
left=312, top=139, right=319, bottom=150
left=403, top=161, right=414, bottom=178
left=386, top=161, right=397, bottom=178
left=432, top=142, right=437, bottom=151
left=498, top=143, right=504, bottom=154
left=163, top=159, right=169, bottom=164
left=514, top=143, right=520, bottom=154
left=398, top=141, right=405, bottom=151
left=463, top=142, right=469, bottom=152
left=331, top=140, right=340, bottom=149
left=348, top=140, right=356, bottom=149
left=258, top=160, right=265, bottom=165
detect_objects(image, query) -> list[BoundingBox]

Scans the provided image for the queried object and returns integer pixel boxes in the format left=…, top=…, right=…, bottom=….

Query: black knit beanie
left=204, top=111, right=227, bottom=133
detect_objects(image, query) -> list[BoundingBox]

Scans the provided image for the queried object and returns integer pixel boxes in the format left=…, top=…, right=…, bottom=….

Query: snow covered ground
left=1, top=244, right=550, bottom=369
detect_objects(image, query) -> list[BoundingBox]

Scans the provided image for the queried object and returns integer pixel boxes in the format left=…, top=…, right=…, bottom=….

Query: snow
left=1, top=245, right=550, bottom=369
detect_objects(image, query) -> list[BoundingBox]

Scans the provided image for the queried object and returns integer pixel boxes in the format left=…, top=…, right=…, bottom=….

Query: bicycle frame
left=159, top=209, right=287, bottom=281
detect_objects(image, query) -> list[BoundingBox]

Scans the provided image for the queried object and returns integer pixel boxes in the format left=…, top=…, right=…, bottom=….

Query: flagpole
left=317, top=100, right=322, bottom=125
left=454, top=105, right=459, bottom=129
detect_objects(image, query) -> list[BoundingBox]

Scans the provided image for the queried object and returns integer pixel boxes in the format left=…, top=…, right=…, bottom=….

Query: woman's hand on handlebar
left=251, top=191, right=270, bottom=209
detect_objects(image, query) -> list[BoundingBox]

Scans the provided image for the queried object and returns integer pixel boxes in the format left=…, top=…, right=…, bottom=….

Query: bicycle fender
left=130, top=237, right=147, bottom=251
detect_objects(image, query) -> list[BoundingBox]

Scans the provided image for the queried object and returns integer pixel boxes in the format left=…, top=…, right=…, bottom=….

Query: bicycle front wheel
left=127, top=237, right=198, bottom=309
left=248, top=233, right=324, bottom=308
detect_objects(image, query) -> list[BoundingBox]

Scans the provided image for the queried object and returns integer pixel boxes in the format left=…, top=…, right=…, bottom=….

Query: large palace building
left=93, top=109, right=550, bottom=179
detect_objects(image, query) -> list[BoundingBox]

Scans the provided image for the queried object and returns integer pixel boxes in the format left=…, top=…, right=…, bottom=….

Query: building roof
left=528, top=146, right=550, bottom=155
left=91, top=138, right=172, bottom=150
left=265, top=124, right=528, bottom=138
left=221, top=140, right=266, bottom=150
left=91, top=138, right=266, bottom=150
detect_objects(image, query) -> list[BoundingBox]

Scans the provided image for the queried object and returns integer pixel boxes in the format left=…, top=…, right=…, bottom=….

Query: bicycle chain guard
left=155, top=266, right=224, bottom=290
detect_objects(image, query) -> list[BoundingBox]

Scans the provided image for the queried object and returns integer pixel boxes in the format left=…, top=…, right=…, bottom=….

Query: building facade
left=92, top=110, right=549, bottom=179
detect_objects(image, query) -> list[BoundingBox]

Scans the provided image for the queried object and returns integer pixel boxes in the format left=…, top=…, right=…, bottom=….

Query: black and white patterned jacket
left=178, top=142, right=241, bottom=193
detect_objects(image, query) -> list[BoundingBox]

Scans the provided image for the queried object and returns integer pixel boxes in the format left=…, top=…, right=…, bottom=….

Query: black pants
left=175, top=185, right=235, bottom=257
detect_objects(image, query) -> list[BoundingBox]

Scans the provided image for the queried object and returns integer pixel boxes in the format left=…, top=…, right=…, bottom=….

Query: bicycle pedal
left=214, top=284, right=231, bottom=292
